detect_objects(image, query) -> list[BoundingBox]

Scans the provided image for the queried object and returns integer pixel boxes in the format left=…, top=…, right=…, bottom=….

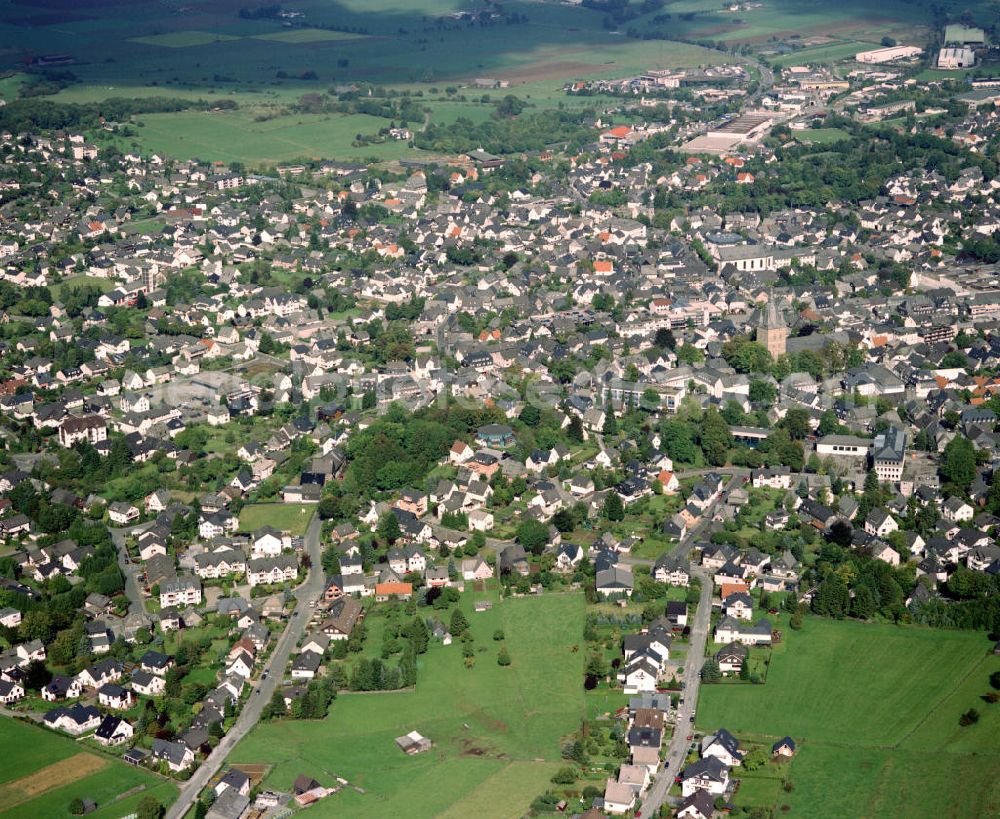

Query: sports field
left=238, top=502, right=315, bottom=536
left=0, top=718, right=177, bottom=819
left=229, top=593, right=585, bottom=818
left=698, top=617, right=1000, bottom=817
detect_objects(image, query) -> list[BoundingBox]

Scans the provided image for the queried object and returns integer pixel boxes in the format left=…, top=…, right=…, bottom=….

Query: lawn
left=697, top=617, right=1000, bottom=817
left=0, top=718, right=176, bottom=818
left=229, top=593, right=585, bottom=818
left=732, top=763, right=786, bottom=810
left=49, top=275, right=115, bottom=300
left=238, top=502, right=315, bottom=536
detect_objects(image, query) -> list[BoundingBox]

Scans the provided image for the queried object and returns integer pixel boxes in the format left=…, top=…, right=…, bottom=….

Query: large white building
left=938, top=47, right=976, bottom=69
left=856, top=45, right=923, bottom=64
left=159, top=576, right=202, bottom=608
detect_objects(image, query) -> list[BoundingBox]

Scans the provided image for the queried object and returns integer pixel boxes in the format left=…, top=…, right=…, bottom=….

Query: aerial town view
left=0, top=0, right=999, bottom=817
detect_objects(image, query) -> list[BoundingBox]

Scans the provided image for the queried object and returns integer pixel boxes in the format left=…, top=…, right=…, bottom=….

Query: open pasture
left=0, top=718, right=176, bottom=819
left=229, top=593, right=586, bottom=818
left=698, top=618, right=1000, bottom=818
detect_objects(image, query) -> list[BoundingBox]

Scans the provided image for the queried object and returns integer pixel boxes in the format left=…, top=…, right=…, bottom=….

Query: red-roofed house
left=601, top=125, right=633, bottom=144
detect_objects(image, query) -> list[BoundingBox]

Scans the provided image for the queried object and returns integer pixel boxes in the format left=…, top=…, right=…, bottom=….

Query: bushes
left=959, top=708, right=980, bottom=726
left=550, top=766, right=576, bottom=784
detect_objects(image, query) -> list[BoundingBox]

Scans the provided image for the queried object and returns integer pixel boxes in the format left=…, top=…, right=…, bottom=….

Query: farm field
left=0, top=1, right=729, bottom=90
left=129, top=31, right=240, bottom=49
left=0, top=718, right=177, bottom=819
left=3, top=0, right=951, bottom=167
left=782, top=742, right=1000, bottom=818
left=252, top=29, right=370, bottom=44
left=657, top=0, right=931, bottom=45
left=697, top=617, right=1000, bottom=817
left=126, top=109, right=419, bottom=165
left=83, top=34, right=727, bottom=165
left=228, top=593, right=586, bottom=818
left=769, top=41, right=871, bottom=67
left=238, top=502, right=315, bottom=536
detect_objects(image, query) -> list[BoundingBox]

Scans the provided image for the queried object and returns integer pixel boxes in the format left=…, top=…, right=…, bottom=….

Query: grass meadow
left=238, top=502, right=315, bottom=536
left=697, top=617, right=1000, bottom=817
left=0, top=718, right=177, bottom=819
left=795, top=128, right=852, bottom=145
left=229, top=592, right=585, bottom=818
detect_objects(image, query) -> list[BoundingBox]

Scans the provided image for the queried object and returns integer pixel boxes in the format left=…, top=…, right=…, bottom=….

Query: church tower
left=756, top=294, right=787, bottom=358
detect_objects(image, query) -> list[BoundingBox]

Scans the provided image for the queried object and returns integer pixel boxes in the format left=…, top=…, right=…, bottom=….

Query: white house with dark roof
left=681, top=756, right=730, bottom=797
left=95, top=714, right=134, bottom=746
left=714, top=616, right=773, bottom=646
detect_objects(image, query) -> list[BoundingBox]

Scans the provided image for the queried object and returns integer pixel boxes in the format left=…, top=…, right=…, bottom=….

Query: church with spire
left=756, top=294, right=787, bottom=358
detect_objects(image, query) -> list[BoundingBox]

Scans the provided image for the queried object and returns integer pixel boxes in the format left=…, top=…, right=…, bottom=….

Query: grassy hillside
left=230, top=592, right=585, bottom=818
left=698, top=617, right=1000, bottom=818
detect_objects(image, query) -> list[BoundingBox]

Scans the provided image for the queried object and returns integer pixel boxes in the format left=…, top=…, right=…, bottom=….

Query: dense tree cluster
left=344, top=402, right=505, bottom=494
left=414, top=109, right=595, bottom=155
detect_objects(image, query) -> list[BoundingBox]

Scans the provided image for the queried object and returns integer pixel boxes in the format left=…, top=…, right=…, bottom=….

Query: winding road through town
left=165, top=513, right=324, bottom=819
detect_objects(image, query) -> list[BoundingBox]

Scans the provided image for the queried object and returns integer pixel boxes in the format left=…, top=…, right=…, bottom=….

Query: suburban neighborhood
left=0, top=6, right=999, bottom=819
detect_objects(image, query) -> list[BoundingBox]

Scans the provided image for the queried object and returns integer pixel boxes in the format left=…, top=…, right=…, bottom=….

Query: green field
left=229, top=593, right=585, bottom=818
left=3, top=0, right=738, bottom=166
left=253, top=29, right=369, bottom=44
left=5, top=0, right=941, bottom=167
left=661, top=0, right=930, bottom=45
left=238, top=502, right=315, bottom=535
left=129, top=31, right=241, bottom=48
left=770, top=41, right=871, bottom=67
left=127, top=109, right=419, bottom=165
left=0, top=718, right=177, bottom=819
left=794, top=128, right=852, bottom=144
left=49, top=275, right=114, bottom=300
left=698, top=618, right=1000, bottom=817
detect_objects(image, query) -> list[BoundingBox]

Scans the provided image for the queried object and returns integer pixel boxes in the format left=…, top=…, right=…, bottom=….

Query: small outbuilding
left=395, top=730, right=432, bottom=754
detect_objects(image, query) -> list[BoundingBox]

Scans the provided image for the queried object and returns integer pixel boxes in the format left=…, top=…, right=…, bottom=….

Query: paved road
left=0, top=704, right=45, bottom=722
left=165, top=514, right=324, bottom=819
left=753, top=60, right=774, bottom=99
left=632, top=474, right=739, bottom=817
left=110, top=522, right=154, bottom=618
left=640, top=567, right=713, bottom=817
